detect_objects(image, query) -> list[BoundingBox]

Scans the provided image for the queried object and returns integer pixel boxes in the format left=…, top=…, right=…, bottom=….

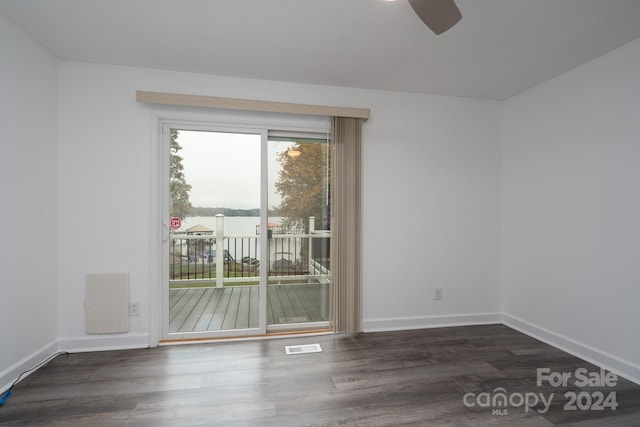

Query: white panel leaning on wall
left=85, top=273, right=129, bottom=334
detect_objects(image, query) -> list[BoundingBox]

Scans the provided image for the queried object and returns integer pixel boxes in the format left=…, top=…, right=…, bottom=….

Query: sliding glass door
left=162, top=124, right=331, bottom=340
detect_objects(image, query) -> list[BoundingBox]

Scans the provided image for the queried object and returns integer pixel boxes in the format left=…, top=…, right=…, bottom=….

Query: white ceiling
left=2, top=0, right=640, bottom=100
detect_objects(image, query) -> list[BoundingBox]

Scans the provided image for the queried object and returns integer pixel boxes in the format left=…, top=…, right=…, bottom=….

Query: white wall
left=502, top=38, right=640, bottom=382
left=57, top=63, right=153, bottom=348
left=362, top=93, right=502, bottom=330
left=0, top=13, right=58, bottom=389
left=56, top=61, right=503, bottom=347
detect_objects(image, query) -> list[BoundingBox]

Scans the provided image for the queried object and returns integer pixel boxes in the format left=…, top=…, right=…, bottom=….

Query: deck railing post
left=216, top=214, right=224, bottom=288
left=308, top=216, right=315, bottom=274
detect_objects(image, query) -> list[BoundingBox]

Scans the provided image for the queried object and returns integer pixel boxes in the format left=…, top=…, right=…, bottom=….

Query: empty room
left=1, top=1, right=639, bottom=425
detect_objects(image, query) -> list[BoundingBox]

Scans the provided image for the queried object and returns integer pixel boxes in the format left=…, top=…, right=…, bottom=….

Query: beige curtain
left=331, top=117, right=362, bottom=333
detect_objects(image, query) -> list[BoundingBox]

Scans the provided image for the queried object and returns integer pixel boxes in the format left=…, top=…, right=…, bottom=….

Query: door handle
left=162, top=222, right=170, bottom=242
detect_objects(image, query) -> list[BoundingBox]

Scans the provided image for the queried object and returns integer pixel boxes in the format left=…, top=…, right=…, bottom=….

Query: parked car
left=241, top=256, right=260, bottom=267
left=206, top=250, right=235, bottom=265
left=271, top=252, right=296, bottom=272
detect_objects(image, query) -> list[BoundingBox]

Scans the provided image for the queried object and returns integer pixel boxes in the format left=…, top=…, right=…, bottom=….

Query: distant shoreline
left=189, top=207, right=279, bottom=217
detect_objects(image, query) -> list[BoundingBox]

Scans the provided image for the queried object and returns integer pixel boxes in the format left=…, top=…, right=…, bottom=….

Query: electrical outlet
left=129, top=302, right=140, bottom=317
left=434, top=288, right=443, bottom=301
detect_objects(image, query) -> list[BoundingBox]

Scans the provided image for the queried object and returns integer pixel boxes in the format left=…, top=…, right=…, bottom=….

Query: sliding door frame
left=153, top=114, right=330, bottom=343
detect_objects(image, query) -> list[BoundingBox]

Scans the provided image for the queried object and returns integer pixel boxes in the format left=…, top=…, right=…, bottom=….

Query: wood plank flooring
left=2, top=325, right=639, bottom=426
left=169, top=283, right=329, bottom=332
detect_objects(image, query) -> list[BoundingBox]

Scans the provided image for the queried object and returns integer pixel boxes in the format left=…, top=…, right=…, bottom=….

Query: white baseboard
left=57, top=333, right=150, bottom=353
left=1, top=334, right=150, bottom=393
left=362, top=312, right=502, bottom=332
left=0, top=340, right=58, bottom=394
left=503, top=313, right=640, bottom=386
left=363, top=312, right=640, bottom=386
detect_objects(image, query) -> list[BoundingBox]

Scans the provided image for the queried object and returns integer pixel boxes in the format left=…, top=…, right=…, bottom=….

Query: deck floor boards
left=170, top=283, right=327, bottom=333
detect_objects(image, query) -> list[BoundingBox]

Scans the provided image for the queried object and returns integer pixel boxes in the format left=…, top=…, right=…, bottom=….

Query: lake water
left=178, top=216, right=285, bottom=262
left=177, top=216, right=326, bottom=268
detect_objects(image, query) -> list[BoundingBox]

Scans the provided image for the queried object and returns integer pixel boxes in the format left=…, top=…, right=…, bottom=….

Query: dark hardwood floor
left=1, top=325, right=639, bottom=426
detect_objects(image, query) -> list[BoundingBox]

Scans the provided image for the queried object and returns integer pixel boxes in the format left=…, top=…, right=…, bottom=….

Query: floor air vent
left=285, top=343, right=322, bottom=355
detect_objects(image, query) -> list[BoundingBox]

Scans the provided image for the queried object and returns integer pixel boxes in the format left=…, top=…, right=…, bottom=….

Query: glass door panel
left=167, top=129, right=262, bottom=338
left=267, top=133, right=332, bottom=331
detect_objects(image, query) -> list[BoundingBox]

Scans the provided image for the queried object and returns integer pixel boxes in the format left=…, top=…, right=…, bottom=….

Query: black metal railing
left=170, top=230, right=330, bottom=284
left=170, top=235, right=261, bottom=281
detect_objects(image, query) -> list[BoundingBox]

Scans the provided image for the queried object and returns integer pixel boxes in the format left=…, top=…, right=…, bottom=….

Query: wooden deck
left=169, top=283, right=329, bottom=333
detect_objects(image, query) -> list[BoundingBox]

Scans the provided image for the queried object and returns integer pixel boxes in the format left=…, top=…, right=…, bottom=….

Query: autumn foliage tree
left=170, top=129, right=192, bottom=220
left=275, top=142, right=330, bottom=232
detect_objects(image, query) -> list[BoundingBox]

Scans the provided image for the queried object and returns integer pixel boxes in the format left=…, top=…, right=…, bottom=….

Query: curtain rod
left=136, top=91, right=370, bottom=120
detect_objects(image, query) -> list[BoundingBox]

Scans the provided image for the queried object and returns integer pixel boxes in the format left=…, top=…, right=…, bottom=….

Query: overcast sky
left=177, top=130, right=294, bottom=210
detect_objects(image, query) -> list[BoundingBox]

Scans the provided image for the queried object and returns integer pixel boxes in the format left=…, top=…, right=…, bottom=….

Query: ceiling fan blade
left=408, top=0, right=462, bottom=35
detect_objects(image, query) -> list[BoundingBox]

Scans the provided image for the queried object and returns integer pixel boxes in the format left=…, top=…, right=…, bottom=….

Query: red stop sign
left=170, top=217, right=181, bottom=230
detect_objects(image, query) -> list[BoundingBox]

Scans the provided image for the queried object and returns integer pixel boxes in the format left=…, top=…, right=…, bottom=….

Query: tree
left=275, top=142, right=330, bottom=232
left=170, top=129, right=192, bottom=219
